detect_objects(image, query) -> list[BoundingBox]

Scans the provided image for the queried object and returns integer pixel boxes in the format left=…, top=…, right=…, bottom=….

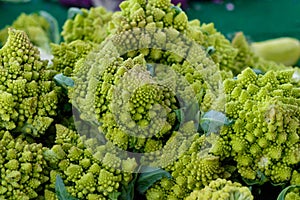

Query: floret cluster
left=0, top=0, right=299, bottom=199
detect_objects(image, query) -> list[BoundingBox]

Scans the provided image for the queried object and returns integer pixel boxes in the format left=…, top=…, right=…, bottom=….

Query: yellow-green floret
left=185, top=178, right=254, bottom=200
left=62, top=6, right=113, bottom=43
left=69, top=10, right=224, bottom=152
left=0, top=131, right=49, bottom=199
left=43, top=124, right=138, bottom=199
left=0, top=28, right=60, bottom=137
left=211, top=67, right=300, bottom=184
left=51, top=40, right=95, bottom=76
left=0, top=13, right=52, bottom=50
left=284, top=187, right=300, bottom=200
left=231, top=32, right=292, bottom=74
left=283, top=171, right=300, bottom=200
left=144, top=124, right=231, bottom=200
left=109, top=0, right=237, bottom=75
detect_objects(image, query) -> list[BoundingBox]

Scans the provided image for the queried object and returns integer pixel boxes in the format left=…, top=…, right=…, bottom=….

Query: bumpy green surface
left=0, top=13, right=51, bottom=50
left=0, top=131, right=49, bottom=199
left=284, top=170, right=300, bottom=200
left=109, top=0, right=238, bottom=73
left=51, top=40, right=95, bottom=76
left=0, top=28, right=60, bottom=137
left=211, top=68, right=300, bottom=184
left=145, top=124, right=231, bottom=200
left=231, top=32, right=291, bottom=74
left=61, top=6, right=112, bottom=43
left=185, top=178, right=254, bottom=200
left=284, top=188, right=300, bottom=200
left=69, top=0, right=225, bottom=154
left=43, top=124, right=138, bottom=199
left=1, top=0, right=300, bottom=199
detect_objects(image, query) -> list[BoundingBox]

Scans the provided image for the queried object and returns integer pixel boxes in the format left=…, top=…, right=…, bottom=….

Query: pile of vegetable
left=0, top=0, right=299, bottom=199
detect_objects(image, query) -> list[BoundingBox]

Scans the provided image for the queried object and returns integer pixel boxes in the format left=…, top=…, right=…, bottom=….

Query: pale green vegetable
left=251, top=37, right=300, bottom=66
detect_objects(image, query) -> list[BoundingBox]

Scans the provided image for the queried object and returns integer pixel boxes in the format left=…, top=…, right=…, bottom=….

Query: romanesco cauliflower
left=0, top=28, right=60, bottom=137
left=211, top=68, right=300, bottom=184
left=185, top=178, right=254, bottom=200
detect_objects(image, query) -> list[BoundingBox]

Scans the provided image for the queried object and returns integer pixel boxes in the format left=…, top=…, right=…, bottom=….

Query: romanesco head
left=112, top=0, right=188, bottom=32
left=145, top=132, right=230, bottom=199
left=62, top=7, right=113, bottom=43
left=101, top=64, right=178, bottom=151
left=231, top=32, right=291, bottom=74
left=43, top=124, right=138, bottom=199
left=51, top=40, right=95, bottom=76
left=69, top=23, right=224, bottom=153
left=284, top=187, right=300, bottom=200
left=291, top=170, right=300, bottom=185
left=199, top=23, right=238, bottom=74
left=0, top=28, right=60, bottom=137
left=211, top=68, right=300, bottom=184
left=0, top=13, right=51, bottom=50
left=0, top=131, right=49, bottom=199
left=185, top=178, right=254, bottom=200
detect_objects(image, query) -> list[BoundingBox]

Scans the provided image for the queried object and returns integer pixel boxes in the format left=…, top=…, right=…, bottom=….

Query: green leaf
left=206, top=46, right=216, bottom=55
left=68, top=7, right=83, bottom=19
left=174, top=100, right=199, bottom=131
left=119, top=173, right=138, bottom=200
left=55, top=175, right=78, bottom=200
left=146, top=63, right=155, bottom=76
left=175, top=100, right=199, bottom=123
left=174, top=109, right=182, bottom=123
left=39, top=10, right=60, bottom=44
left=200, top=110, right=233, bottom=134
left=252, top=68, right=264, bottom=75
left=170, top=5, right=182, bottom=15
left=271, top=182, right=286, bottom=187
left=136, top=166, right=172, bottom=194
left=242, top=170, right=268, bottom=186
left=108, top=192, right=121, bottom=200
left=54, top=73, right=75, bottom=88
left=277, top=185, right=300, bottom=200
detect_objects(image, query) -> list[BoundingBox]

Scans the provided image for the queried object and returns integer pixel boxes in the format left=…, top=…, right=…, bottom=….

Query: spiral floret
left=211, top=68, right=300, bottom=184
left=43, top=124, right=138, bottom=199
left=0, top=28, right=60, bottom=137
left=185, top=178, right=254, bottom=200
